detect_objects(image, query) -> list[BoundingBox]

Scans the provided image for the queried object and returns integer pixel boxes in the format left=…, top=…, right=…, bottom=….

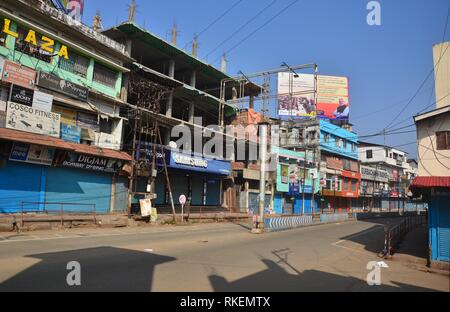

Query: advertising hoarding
left=32, top=90, right=53, bottom=112
left=10, top=85, right=34, bottom=106
left=6, top=102, right=60, bottom=138
left=278, top=73, right=349, bottom=121
left=60, top=123, right=81, bottom=143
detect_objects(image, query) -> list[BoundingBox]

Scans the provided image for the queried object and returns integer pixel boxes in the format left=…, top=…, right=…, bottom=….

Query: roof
left=414, top=104, right=450, bottom=122
left=103, top=22, right=229, bottom=81
left=0, top=128, right=132, bottom=161
left=410, top=176, right=450, bottom=189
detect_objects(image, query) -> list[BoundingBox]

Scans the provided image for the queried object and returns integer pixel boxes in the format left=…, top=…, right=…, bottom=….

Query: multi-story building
left=102, top=21, right=260, bottom=213
left=318, top=120, right=360, bottom=212
left=411, top=42, right=450, bottom=268
left=0, top=0, right=133, bottom=214
left=358, top=142, right=412, bottom=210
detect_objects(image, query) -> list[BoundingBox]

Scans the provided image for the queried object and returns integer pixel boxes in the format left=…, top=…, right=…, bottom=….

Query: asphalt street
left=0, top=219, right=448, bottom=292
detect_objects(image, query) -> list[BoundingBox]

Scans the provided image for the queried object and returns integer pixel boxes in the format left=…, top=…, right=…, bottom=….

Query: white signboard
left=32, top=90, right=53, bottom=112
left=95, top=132, right=121, bottom=150
left=140, top=198, right=152, bottom=217
left=6, top=102, right=60, bottom=137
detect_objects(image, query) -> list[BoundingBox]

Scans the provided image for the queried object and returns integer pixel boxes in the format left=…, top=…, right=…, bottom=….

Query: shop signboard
left=37, top=72, right=88, bottom=101
left=77, top=111, right=99, bottom=132
left=57, top=152, right=124, bottom=173
left=169, top=151, right=231, bottom=176
left=6, top=102, right=60, bottom=137
left=9, top=142, right=55, bottom=166
left=60, top=123, right=81, bottom=143
left=2, top=60, right=36, bottom=88
left=32, top=90, right=53, bottom=112
left=10, top=85, right=33, bottom=106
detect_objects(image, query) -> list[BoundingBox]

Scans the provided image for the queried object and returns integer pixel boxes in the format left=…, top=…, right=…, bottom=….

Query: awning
left=0, top=128, right=131, bottom=161
left=0, top=128, right=73, bottom=150
left=411, top=177, right=450, bottom=189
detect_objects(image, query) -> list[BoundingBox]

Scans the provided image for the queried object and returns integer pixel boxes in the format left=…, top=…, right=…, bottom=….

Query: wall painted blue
left=273, top=193, right=283, bottom=214
left=320, top=120, right=358, bottom=160
left=0, top=161, right=45, bottom=213
left=429, top=196, right=450, bottom=262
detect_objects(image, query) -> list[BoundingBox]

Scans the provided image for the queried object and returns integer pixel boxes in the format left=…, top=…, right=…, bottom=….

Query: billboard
left=278, top=73, right=349, bottom=121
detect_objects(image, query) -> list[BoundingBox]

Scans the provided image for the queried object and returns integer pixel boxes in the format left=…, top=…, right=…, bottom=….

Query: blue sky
left=81, top=0, right=448, bottom=158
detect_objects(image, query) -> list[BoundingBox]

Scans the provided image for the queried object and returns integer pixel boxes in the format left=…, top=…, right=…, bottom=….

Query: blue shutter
left=437, top=197, right=450, bottom=262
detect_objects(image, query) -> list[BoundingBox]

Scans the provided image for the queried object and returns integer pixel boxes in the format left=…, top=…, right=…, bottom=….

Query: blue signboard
left=289, top=183, right=313, bottom=196
left=9, top=143, right=30, bottom=162
left=61, top=124, right=81, bottom=143
left=169, top=151, right=231, bottom=176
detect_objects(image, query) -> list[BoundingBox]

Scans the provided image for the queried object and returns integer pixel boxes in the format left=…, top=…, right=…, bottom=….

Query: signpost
left=179, top=194, right=186, bottom=223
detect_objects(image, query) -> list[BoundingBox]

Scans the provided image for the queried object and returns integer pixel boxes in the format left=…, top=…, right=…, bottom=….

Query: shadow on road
left=0, top=247, right=176, bottom=292
left=208, top=258, right=440, bottom=292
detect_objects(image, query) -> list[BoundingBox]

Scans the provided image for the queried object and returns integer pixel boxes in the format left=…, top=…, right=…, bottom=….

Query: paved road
left=0, top=219, right=448, bottom=292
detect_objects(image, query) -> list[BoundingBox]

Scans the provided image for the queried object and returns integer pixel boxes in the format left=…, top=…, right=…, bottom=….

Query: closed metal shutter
left=45, top=167, right=112, bottom=213
left=437, top=197, right=450, bottom=261
left=0, top=161, right=44, bottom=213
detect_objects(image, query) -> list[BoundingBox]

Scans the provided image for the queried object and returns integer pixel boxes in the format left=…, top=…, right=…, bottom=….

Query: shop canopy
left=411, top=177, right=450, bottom=189
left=0, top=128, right=132, bottom=161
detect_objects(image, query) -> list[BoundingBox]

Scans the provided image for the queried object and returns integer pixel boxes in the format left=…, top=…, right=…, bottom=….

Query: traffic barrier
left=264, top=215, right=314, bottom=232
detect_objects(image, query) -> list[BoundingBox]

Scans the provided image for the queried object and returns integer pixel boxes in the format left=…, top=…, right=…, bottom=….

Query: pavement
left=0, top=218, right=448, bottom=292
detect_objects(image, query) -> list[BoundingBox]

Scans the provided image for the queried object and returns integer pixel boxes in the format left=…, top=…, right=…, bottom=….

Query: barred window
left=59, top=51, right=89, bottom=78
left=93, top=62, right=117, bottom=88
left=436, top=131, right=450, bottom=150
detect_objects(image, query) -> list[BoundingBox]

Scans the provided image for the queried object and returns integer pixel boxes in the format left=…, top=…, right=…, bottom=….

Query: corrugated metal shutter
left=205, top=178, right=220, bottom=206
left=437, top=197, right=450, bottom=261
left=114, top=176, right=128, bottom=212
left=0, top=161, right=44, bottom=213
left=191, top=175, right=204, bottom=205
left=45, top=167, right=112, bottom=213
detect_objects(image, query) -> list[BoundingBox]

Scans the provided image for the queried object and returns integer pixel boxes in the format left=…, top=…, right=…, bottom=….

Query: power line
left=183, top=0, right=245, bottom=50
left=204, top=0, right=278, bottom=60
left=384, top=4, right=450, bottom=131
left=212, top=0, right=300, bottom=65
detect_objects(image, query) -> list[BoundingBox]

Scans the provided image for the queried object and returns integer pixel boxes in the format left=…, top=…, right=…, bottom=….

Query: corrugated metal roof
left=411, top=176, right=450, bottom=188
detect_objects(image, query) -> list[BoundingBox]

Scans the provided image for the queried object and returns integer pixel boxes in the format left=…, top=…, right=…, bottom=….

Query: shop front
left=0, top=128, right=131, bottom=214
left=135, top=144, right=231, bottom=208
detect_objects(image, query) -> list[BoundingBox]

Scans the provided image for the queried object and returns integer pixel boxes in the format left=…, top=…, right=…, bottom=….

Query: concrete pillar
left=168, top=59, right=175, bottom=78
left=249, top=95, right=255, bottom=110
left=188, top=102, right=195, bottom=123
left=165, top=92, right=173, bottom=117
left=190, top=71, right=196, bottom=88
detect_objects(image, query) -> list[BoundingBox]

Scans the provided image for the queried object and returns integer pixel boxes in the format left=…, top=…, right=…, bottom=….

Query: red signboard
left=341, top=170, right=362, bottom=180
left=2, top=60, right=36, bottom=88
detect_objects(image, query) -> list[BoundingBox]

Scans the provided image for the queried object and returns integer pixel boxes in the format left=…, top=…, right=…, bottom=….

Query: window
left=0, top=19, right=7, bottom=47
left=15, top=26, right=52, bottom=63
left=59, top=51, right=89, bottom=78
left=324, top=133, right=330, bottom=143
left=436, top=131, right=450, bottom=150
left=343, top=140, right=347, bottom=150
left=366, top=149, right=373, bottom=159
left=351, top=180, right=357, bottom=192
left=335, top=138, right=342, bottom=148
left=93, top=62, right=117, bottom=88
left=343, top=178, right=349, bottom=191
left=351, top=143, right=356, bottom=152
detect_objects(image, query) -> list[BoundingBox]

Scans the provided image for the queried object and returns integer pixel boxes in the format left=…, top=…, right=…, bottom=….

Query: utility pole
left=252, top=122, right=269, bottom=234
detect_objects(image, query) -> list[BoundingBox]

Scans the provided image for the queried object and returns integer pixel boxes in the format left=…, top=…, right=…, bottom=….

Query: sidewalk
left=394, top=224, right=449, bottom=276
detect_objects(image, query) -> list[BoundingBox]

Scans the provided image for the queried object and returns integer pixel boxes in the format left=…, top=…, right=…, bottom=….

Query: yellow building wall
left=433, top=42, right=450, bottom=109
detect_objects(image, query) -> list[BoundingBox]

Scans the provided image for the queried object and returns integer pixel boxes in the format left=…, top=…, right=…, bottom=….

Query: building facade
left=0, top=0, right=132, bottom=214
left=319, top=120, right=360, bottom=213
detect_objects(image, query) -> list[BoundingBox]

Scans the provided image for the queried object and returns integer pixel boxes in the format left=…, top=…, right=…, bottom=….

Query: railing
left=20, top=202, right=97, bottom=227
left=380, top=214, right=428, bottom=258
